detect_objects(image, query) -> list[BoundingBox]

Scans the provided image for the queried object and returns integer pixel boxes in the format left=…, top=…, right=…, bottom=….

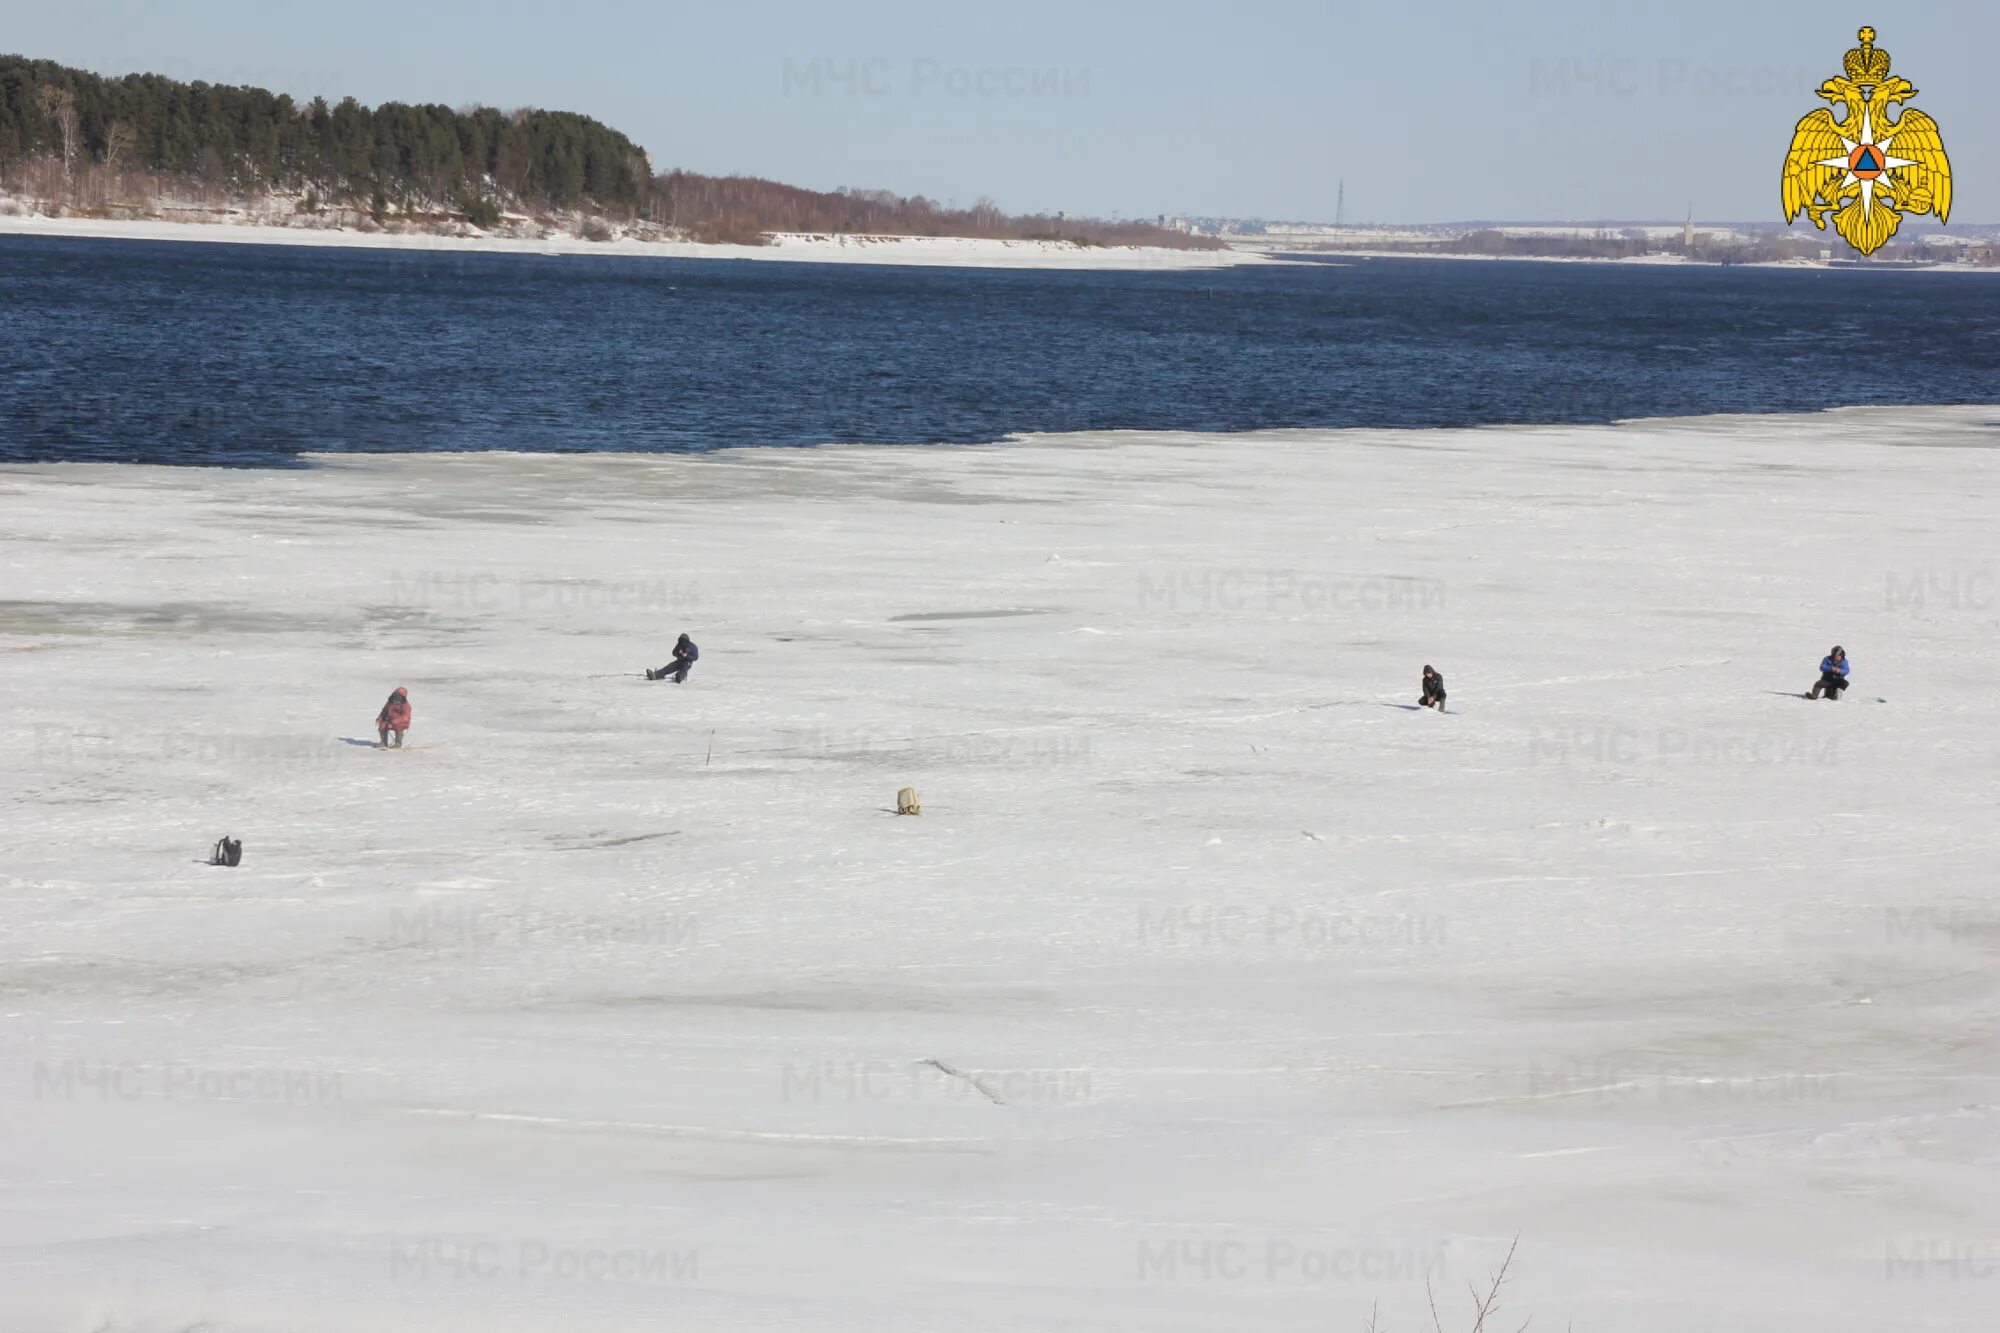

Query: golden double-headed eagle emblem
left=1781, top=27, right=1951, bottom=256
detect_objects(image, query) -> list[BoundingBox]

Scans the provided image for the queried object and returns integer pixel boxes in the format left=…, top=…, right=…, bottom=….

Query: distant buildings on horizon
left=1171, top=215, right=1981, bottom=238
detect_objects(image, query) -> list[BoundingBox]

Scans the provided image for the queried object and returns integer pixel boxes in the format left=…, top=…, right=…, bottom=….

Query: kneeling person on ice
left=376, top=687, right=413, bottom=746
left=1419, top=664, right=1446, bottom=711
left=1806, top=646, right=1850, bottom=700
left=647, top=633, right=698, bottom=683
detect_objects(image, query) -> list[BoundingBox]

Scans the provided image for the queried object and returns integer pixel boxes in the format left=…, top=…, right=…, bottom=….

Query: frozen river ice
left=3, top=406, right=1997, bottom=1331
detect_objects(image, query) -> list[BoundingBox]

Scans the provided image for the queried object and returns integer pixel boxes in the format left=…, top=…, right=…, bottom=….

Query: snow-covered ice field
left=3, top=406, right=1997, bottom=1332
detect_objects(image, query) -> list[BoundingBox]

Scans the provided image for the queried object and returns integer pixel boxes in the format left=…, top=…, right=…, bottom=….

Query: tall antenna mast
left=1336, top=179, right=1345, bottom=229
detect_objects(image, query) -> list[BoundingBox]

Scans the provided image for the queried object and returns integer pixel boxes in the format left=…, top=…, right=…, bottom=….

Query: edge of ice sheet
left=0, top=213, right=1269, bottom=271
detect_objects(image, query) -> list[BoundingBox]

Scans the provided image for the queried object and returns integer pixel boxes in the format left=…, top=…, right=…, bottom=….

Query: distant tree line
left=1439, top=229, right=1870, bottom=264
left=0, top=54, right=649, bottom=216
left=1297, top=229, right=1851, bottom=264
left=652, top=172, right=1220, bottom=249
left=1, top=53, right=1213, bottom=250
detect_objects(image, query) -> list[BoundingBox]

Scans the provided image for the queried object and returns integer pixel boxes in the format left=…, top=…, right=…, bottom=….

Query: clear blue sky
left=10, top=0, right=1993, bottom=222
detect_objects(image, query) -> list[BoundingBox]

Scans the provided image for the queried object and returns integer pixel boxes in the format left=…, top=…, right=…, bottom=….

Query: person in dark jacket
left=1419, top=665, right=1446, bottom=710
left=647, top=634, right=698, bottom=683
left=375, top=687, right=412, bottom=746
left=1806, top=645, right=1850, bottom=700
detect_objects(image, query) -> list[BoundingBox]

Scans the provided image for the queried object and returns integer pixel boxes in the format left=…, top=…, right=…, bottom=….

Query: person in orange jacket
left=375, top=687, right=413, bottom=748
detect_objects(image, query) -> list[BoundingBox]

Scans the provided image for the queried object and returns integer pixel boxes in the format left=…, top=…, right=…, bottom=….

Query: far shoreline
left=1242, top=245, right=2000, bottom=275
left=0, top=213, right=1266, bottom=273
left=8, top=213, right=1992, bottom=277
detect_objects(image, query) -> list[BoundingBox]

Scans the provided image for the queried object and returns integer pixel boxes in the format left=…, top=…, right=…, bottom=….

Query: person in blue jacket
left=647, top=633, right=698, bottom=683
left=1806, top=645, right=1849, bottom=700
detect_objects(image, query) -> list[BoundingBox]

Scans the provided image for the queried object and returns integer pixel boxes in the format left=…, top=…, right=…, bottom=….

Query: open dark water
left=1, top=235, right=1996, bottom=466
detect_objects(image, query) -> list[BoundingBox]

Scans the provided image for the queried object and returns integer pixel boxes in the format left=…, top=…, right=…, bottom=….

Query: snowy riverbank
left=4, top=407, right=1998, bottom=1332
left=0, top=211, right=1262, bottom=270
left=1234, top=243, right=2000, bottom=272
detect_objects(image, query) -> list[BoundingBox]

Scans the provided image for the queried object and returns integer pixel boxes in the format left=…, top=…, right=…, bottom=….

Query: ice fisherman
left=375, top=686, right=413, bottom=746
left=647, top=633, right=699, bottom=683
left=1806, top=646, right=1850, bottom=700
left=1420, top=664, right=1446, bottom=710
